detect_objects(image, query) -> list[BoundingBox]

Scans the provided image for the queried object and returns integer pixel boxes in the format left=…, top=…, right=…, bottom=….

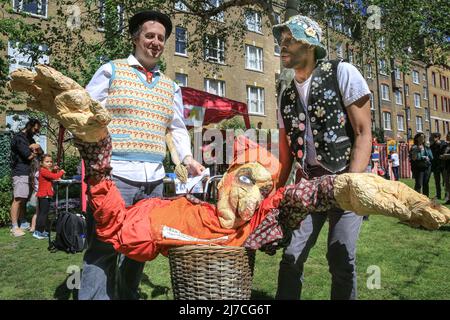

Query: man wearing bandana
left=272, top=15, right=372, bottom=300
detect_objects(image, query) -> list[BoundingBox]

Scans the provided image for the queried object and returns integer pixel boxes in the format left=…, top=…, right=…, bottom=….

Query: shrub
left=0, top=176, right=12, bottom=226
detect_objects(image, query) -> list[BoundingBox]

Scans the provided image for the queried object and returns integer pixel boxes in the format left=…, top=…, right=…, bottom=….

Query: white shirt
left=86, top=55, right=192, bottom=182
left=278, top=62, right=371, bottom=166
left=390, top=153, right=400, bottom=167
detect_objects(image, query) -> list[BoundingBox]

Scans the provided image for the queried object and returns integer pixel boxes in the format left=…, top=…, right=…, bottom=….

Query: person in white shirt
left=389, top=150, right=400, bottom=181
left=79, top=10, right=204, bottom=300
left=273, top=15, right=372, bottom=300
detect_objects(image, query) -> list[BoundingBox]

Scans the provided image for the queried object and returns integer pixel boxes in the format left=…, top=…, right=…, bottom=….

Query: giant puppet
left=8, top=65, right=450, bottom=261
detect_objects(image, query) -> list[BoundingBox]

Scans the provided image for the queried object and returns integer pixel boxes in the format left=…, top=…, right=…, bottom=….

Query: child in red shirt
left=34, top=154, right=65, bottom=240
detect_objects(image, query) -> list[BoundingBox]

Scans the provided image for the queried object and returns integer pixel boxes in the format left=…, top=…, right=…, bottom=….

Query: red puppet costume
left=77, top=135, right=285, bottom=262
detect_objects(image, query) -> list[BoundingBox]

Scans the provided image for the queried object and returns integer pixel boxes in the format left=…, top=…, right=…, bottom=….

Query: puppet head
left=216, top=135, right=281, bottom=229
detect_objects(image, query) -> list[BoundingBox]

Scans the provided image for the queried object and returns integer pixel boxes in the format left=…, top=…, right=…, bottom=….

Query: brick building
left=2, top=1, right=449, bottom=145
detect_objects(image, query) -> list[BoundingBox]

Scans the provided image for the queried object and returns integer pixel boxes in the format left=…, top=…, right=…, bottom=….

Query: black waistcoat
left=280, top=59, right=354, bottom=174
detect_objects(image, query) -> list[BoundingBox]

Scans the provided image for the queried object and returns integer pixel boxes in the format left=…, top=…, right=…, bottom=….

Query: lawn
left=0, top=178, right=449, bottom=300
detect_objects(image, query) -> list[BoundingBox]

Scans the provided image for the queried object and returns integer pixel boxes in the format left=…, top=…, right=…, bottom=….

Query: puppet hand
left=74, top=135, right=112, bottom=183
left=185, top=194, right=208, bottom=206
left=7, top=65, right=111, bottom=142
left=174, top=164, right=189, bottom=183
left=334, top=173, right=450, bottom=230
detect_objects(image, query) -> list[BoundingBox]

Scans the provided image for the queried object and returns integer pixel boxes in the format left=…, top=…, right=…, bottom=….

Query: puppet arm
left=333, top=173, right=450, bottom=230
left=7, top=65, right=111, bottom=142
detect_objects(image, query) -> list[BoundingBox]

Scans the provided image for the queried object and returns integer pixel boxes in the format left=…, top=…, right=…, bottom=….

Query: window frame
left=380, top=84, right=390, bottom=101
left=175, top=26, right=188, bottom=56
left=245, top=10, right=262, bottom=33
left=204, top=78, right=226, bottom=97
left=394, top=90, right=403, bottom=105
left=7, top=41, right=49, bottom=74
left=397, top=115, right=405, bottom=131
left=383, top=111, right=392, bottom=130
left=412, top=70, right=420, bottom=84
left=416, top=116, right=423, bottom=132
left=204, top=35, right=225, bottom=64
left=175, top=73, right=188, bottom=87
left=413, top=93, right=421, bottom=108
left=247, top=86, right=265, bottom=115
left=245, top=45, right=263, bottom=72
left=13, top=0, right=48, bottom=18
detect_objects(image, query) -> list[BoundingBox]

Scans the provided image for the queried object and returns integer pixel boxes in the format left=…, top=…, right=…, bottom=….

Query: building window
left=13, top=0, right=47, bottom=18
left=423, top=86, right=428, bottom=100
left=175, top=73, right=188, bottom=87
left=204, top=36, right=225, bottom=64
left=175, top=27, right=188, bottom=55
left=422, top=73, right=427, bottom=82
left=274, top=38, right=280, bottom=56
left=397, top=115, right=405, bottom=131
left=380, top=84, right=390, bottom=101
left=432, top=72, right=436, bottom=87
left=405, top=84, right=409, bottom=96
left=378, top=36, right=385, bottom=50
left=98, top=1, right=124, bottom=32
left=204, top=79, right=225, bottom=96
left=406, top=108, right=411, bottom=121
left=435, top=120, right=439, bottom=133
left=412, top=70, right=420, bottom=84
left=247, top=86, right=265, bottom=115
left=433, top=95, right=438, bottom=110
left=366, top=64, right=372, bottom=79
left=414, top=93, right=421, bottom=108
left=8, top=41, right=49, bottom=74
left=395, top=67, right=401, bottom=80
left=416, top=116, right=423, bottom=132
left=379, top=59, right=387, bottom=75
left=444, top=98, right=448, bottom=113
left=245, top=10, right=262, bottom=33
left=425, top=108, right=430, bottom=122
left=394, top=90, right=403, bottom=105
left=174, top=0, right=189, bottom=11
left=348, top=49, right=353, bottom=64
left=336, top=42, right=343, bottom=58
left=245, top=45, right=263, bottom=72
left=370, top=91, right=375, bottom=110
left=383, top=112, right=391, bottom=130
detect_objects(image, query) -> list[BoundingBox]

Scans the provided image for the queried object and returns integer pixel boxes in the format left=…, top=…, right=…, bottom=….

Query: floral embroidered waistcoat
left=280, top=59, right=354, bottom=174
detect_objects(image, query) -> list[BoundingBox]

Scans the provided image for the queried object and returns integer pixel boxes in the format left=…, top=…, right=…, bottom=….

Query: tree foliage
left=0, top=0, right=448, bottom=112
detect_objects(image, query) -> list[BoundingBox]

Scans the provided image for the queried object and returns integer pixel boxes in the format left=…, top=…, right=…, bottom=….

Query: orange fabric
left=88, top=179, right=284, bottom=262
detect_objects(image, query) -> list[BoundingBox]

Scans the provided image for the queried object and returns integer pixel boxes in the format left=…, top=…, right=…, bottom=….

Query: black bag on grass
left=48, top=211, right=87, bottom=254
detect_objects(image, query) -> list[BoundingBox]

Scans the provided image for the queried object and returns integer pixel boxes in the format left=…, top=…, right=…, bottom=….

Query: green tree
left=0, top=0, right=448, bottom=112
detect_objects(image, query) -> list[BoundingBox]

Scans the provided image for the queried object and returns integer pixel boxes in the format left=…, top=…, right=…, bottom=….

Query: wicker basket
left=168, top=245, right=255, bottom=300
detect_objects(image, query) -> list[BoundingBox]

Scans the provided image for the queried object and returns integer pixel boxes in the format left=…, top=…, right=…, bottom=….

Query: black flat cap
left=128, top=10, right=173, bottom=39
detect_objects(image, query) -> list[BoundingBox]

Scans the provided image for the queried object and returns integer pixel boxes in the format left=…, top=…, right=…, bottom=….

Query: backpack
left=48, top=211, right=87, bottom=254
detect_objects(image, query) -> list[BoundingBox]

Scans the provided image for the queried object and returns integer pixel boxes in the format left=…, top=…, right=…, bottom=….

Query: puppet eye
left=239, top=175, right=253, bottom=185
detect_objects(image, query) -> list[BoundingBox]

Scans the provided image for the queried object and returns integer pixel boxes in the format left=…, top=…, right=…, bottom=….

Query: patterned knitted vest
left=106, top=59, right=175, bottom=163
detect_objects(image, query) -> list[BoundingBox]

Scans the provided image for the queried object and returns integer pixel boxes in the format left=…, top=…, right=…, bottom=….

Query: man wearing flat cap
left=273, top=15, right=372, bottom=299
left=79, top=10, right=204, bottom=300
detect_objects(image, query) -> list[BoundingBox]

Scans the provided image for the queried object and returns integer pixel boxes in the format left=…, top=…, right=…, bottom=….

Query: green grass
left=1, top=177, right=449, bottom=300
